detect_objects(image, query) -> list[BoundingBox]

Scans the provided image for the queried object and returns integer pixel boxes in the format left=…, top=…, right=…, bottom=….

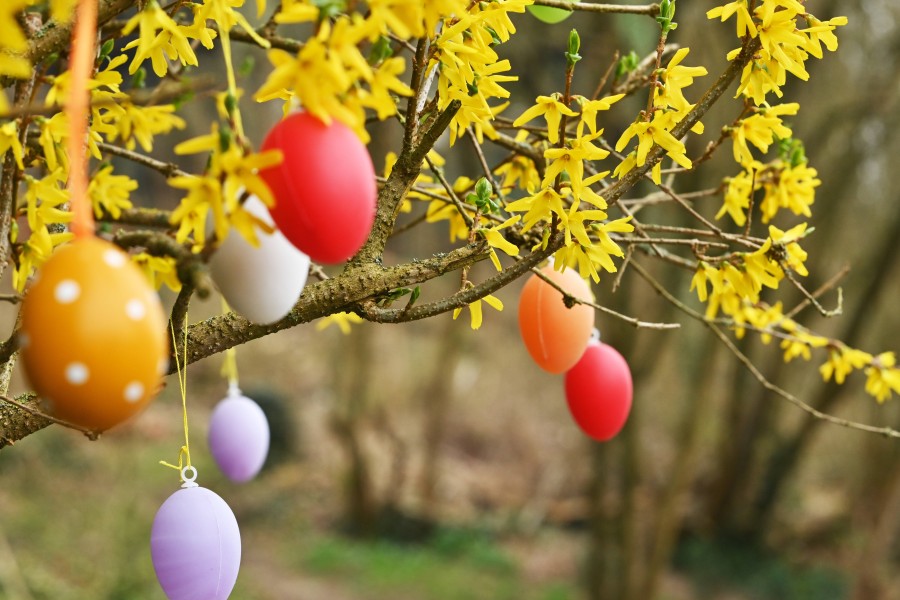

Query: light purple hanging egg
left=208, top=388, right=270, bottom=483
left=150, top=480, right=241, bottom=600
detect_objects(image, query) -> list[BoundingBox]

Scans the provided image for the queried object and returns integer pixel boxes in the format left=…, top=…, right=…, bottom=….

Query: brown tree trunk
left=419, top=320, right=464, bottom=519
left=330, top=324, right=378, bottom=536
left=642, top=329, right=720, bottom=600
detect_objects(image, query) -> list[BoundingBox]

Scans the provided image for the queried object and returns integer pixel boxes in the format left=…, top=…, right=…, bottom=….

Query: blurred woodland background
left=2, top=1, right=900, bottom=599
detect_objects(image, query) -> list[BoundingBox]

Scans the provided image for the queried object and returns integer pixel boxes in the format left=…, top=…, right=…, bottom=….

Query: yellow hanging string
left=159, top=315, right=192, bottom=479
left=219, top=24, right=244, bottom=139
left=220, top=299, right=239, bottom=390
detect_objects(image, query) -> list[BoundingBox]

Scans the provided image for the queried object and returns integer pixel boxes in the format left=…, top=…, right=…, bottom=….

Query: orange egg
left=518, top=265, right=595, bottom=374
left=19, top=237, right=169, bottom=431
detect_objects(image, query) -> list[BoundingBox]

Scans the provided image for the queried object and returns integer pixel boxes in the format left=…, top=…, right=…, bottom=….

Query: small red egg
left=19, top=237, right=168, bottom=431
left=260, top=111, right=376, bottom=264
left=518, top=265, right=595, bottom=373
left=564, top=341, right=633, bottom=442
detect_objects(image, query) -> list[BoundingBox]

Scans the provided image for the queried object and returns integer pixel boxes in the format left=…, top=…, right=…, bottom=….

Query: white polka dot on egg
left=125, top=299, right=146, bottom=320
left=103, top=249, right=127, bottom=268
left=54, top=280, right=81, bottom=304
left=124, top=381, right=144, bottom=403
left=65, top=362, right=89, bottom=385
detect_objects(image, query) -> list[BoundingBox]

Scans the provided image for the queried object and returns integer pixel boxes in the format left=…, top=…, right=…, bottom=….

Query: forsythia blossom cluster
left=508, top=92, right=634, bottom=283
left=433, top=0, right=531, bottom=144
left=706, top=2, right=842, bottom=238
left=708, top=0, right=847, bottom=105
left=614, top=48, right=707, bottom=184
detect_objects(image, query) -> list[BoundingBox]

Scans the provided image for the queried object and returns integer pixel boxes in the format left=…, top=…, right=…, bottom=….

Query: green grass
left=673, top=535, right=849, bottom=600
left=1, top=428, right=580, bottom=600
left=298, top=529, right=577, bottom=600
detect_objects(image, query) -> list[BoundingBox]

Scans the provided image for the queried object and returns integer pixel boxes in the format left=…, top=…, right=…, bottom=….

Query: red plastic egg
left=564, top=341, right=633, bottom=441
left=18, top=237, right=168, bottom=431
left=518, top=265, right=595, bottom=373
left=260, top=111, right=376, bottom=264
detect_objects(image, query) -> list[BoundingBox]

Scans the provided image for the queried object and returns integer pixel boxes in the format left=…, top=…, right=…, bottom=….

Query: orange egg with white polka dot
left=19, top=237, right=169, bottom=431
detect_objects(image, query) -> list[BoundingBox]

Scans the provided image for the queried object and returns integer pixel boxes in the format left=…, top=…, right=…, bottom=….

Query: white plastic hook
left=590, top=327, right=601, bottom=344
left=180, top=465, right=199, bottom=488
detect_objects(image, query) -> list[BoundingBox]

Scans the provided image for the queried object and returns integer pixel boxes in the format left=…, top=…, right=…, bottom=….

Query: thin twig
left=530, top=265, right=680, bottom=330
left=612, top=244, right=633, bottom=294
left=531, top=1, right=659, bottom=17
left=619, top=186, right=720, bottom=211
left=0, top=394, right=100, bottom=440
left=308, top=263, right=330, bottom=282
left=591, top=50, right=620, bottom=101
left=784, top=264, right=850, bottom=320
left=616, top=236, right=730, bottom=248
left=629, top=261, right=900, bottom=439
left=783, top=267, right=843, bottom=318
left=0, top=76, right=220, bottom=120
left=706, top=323, right=900, bottom=438
left=97, top=141, right=190, bottom=178
left=425, top=155, right=474, bottom=228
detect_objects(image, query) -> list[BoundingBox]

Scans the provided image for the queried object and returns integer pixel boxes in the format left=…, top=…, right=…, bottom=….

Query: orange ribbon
left=66, top=0, right=98, bottom=239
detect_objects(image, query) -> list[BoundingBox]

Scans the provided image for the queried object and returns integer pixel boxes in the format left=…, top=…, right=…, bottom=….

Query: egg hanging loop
left=180, top=465, right=199, bottom=488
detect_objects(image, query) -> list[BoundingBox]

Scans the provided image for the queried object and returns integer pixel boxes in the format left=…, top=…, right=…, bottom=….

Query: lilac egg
left=150, top=484, right=241, bottom=600
left=208, top=389, right=270, bottom=483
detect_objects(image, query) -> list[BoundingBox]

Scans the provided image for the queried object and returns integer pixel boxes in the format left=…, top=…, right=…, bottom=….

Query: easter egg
left=208, top=387, right=270, bottom=483
left=209, top=194, right=310, bottom=324
left=151, top=476, right=241, bottom=600
left=18, top=237, right=168, bottom=431
left=564, top=341, right=633, bottom=441
left=518, top=265, right=595, bottom=373
left=260, top=111, right=376, bottom=264
left=527, top=1, right=574, bottom=24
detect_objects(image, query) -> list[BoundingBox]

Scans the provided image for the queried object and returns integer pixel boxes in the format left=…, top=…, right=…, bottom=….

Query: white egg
left=209, top=194, right=310, bottom=324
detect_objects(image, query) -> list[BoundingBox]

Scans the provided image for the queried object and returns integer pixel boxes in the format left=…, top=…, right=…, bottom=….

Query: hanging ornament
left=518, top=264, right=595, bottom=373
left=18, top=0, right=168, bottom=431
left=208, top=378, right=270, bottom=483
left=151, top=467, right=241, bottom=600
left=260, top=111, right=376, bottom=264
left=564, top=336, right=633, bottom=442
left=527, top=0, right=575, bottom=24
left=19, top=238, right=169, bottom=430
left=209, top=194, right=310, bottom=324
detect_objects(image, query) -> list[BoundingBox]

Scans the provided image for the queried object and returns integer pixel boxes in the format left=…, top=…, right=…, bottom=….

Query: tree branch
left=529, top=264, right=680, bottom=330
left=531, top=1, right=660, bottom=16
left=180, top=240, right=489, bottom=366
left=351, top=99, right=461, bottom=265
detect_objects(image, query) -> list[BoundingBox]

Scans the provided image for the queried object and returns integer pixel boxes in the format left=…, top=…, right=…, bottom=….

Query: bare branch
left=530, top=265, right=680, bottom=330
left=630, top=260, right=900, bottom=439
left=0, top=394, right=99, bottom=446
left=532, top=1, right=660, bottom=17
